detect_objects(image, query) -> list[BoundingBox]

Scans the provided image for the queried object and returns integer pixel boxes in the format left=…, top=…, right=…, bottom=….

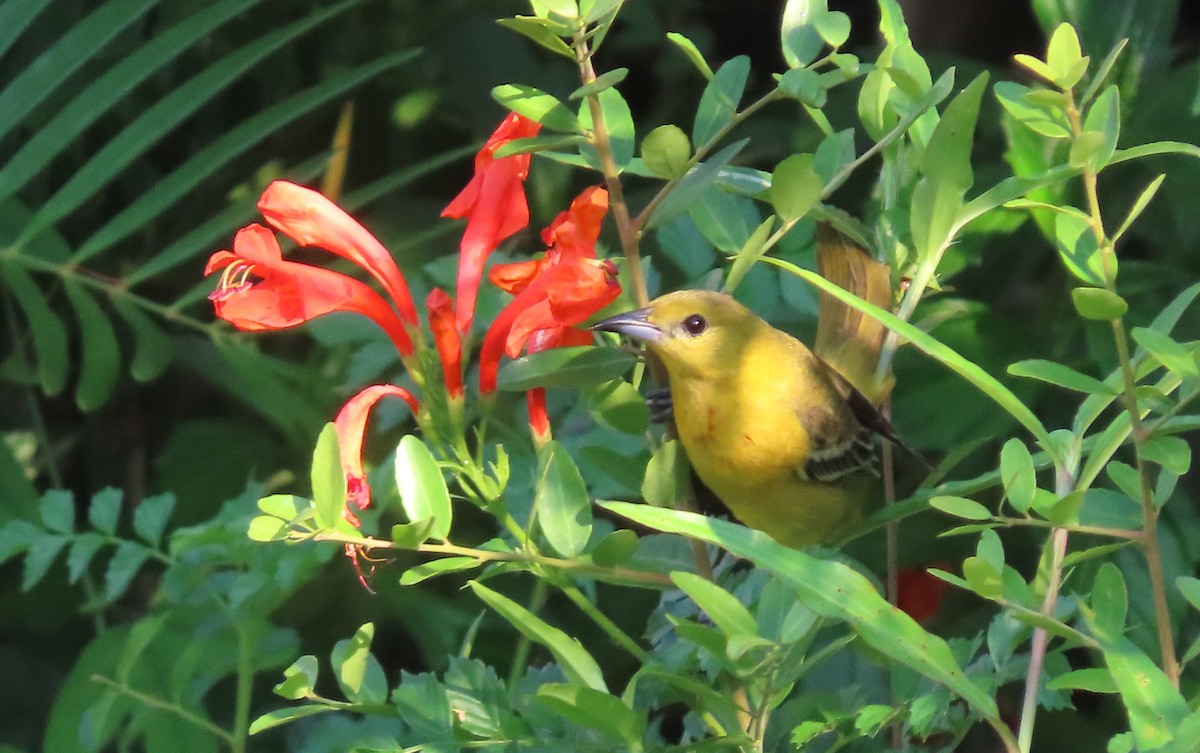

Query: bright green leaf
left=309, top=423, right=344, bottom=530
left=770, top=153, right=822, bottom=222
left=274, top=655, right=319, bottom=700
left=469, top=581, right=607, bottom=691
left=395, top=435, right=453, bottom=541
left=579, top=87, right=634, bottom=172
left=672, top=571, right=758, bottom=639
left=331, top=623, right=387, bottom=705
left=1140, top=435, right=1191, bottom=476
left=1072, top=287, right=1127, bottom=320
left=492, top=83, right=579, bottom=132
left=536, top=685, right=645, bottom=750
left=780, top=0, right=828, bottom=68
left=1008, top=359, right=1117, bottom=395
left=1092, top=562, right=1128, bottom=638
left=641, top=124, right=691, bottom=179
left=929, top=495, right=992, bottom=521
left=535, top=441, right=592, bottom=558
left=665, top=32, right=714, bottom=79
left=497, top=17, right=575, bottom=59
left=1000, top=439, right=1036, bottom=513
left=399, top=556, right=481, bottom=586
left=1131, top=327, right=1198, bottom=380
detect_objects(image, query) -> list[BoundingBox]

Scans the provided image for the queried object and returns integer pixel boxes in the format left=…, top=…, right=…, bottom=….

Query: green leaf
left=0, top=0, right=162, bottom=145
left=395, top=435, right=453, bottom=541
left=962, top=557, right=1003, bottom=599
left=693, top=56, right=750, bottom=146
left=641, top=440, right=683, bottom=508
left=469, top=581, right=607, bottom=691
left=536, top=685, right=646, bottom=750
left=309, top=423, right=344, bottom=530
left=910, top=73, right=988, bottom=261
left=497, top=346, right=636, bottom=391
left=22, top=533, right=67, bottom=591
left=1131, top=327, right=1198, bottom=380
left=399, top=556, right=481, bottom=586
left=88, top=488, right=122, bottom=534
left=769, top=153, right=822, bottom=222
left=601, top=502, right=1002, bottom=720
left=25, top=1, right=375, bottom=243
left=390, top=519, right=437, bottom=550
left=813, top=11, right=851, bottom=47
left=64, top=280, right=120, bottom=412
left=1069, top=131, right=1108, bottom=170
left=994, top=81, right=1071, bottom=138
left=1008, top=359, right=1117, bottom=395
left=1000, top=439, right=1037, bottom=513
left=647, top=139, right=749, bottom=229
left=0, top=262, right=68, bottom=395
left=132, top=493, right=173, bottom=548
left=492, top=83, right=579, bottom=132
left=665, top=31, right=714, bottom=79
left=760, top=256, right=1056, bottom=456
left=1072, top=287, right=1127, bottom=320
left=590, top=529, right=638, bottom=567
left=779, top=67, right=828, bottom=108
left=1082, top=85, right=1120, bottom=170
left=1113, top=174, right=1164, bottom=242
left=67, top=532, right=106, bottom=584
left=589, top=380, right=649, bottom=435
left=578, top=86, right=634, bottom=172
left=104, top=541, right=150, bottom=602
left=1091, top=563, right=1128, bottom=638
left=1084, top=611, right=1188, bottom=751
left=257, top=494, right=304, bottom=521
left=1047, top=668, right=1118, bottom=693
left=641, top=124, right=691, bottom=179
left=493, top=134, right=586, bottom=159
left=1056, top=213, right=1107, bottom=286
left=110, top=296, right=173, bottom=382
left=535, top=441, right=592, bottom=558
left=929, top=495, right=992, bottom=521
left=1045, top=23, right=1087, bottom=89
left=780, top=0, right=828, bottom=68
left=249, top=705, right=335, bottom=735
left=1140, top=436, right=1191, bottom=475
left=331, top=623, right=387, bottom=705
left=274, top=655, right=319, bottom=700
left=0, top=0, right=257, bottom=202
left=672, top=572, right=758, bottom=639
left=496, top=17, right=574, bottom=59
left=247, top=516, right=288, bottom=542
left=40, top=490, right=75, bottom=534
left=723, top=217, right=776, bottom=295
left=855, top=704, right=897, bottom=736
left=571, top=67, right=628, bottom=100
left=1178, top=576, right=1200, bottom=613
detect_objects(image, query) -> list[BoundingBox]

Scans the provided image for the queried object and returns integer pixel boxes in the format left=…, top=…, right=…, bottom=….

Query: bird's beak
left=591, top=307, right=663, bottom=344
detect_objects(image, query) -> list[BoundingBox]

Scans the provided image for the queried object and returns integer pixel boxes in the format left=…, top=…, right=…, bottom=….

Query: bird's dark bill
left=591, top=307, right=663, bottom=344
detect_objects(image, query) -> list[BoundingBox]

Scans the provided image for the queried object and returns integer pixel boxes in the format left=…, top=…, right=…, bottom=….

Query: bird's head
left=592, top=290, right=766, bottom=378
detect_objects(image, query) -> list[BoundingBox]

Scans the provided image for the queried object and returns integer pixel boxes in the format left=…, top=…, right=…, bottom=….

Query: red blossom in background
left=426, top=288, right=463, bottom=399
left=441, top=113, right=541, bottom=333
left=258, top=180, right=419, bottom=328
left=897, top=565, right=951, bottom=624
left=206, top=224, right=415, bottom=357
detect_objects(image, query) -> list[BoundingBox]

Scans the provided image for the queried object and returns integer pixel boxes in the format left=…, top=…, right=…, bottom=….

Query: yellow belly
left=669, top=335, right=866, bottom=547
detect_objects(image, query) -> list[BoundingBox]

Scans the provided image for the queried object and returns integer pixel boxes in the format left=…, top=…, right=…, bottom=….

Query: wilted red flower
left=441, top=113, right=542, bottom=333
left=258, top=180, right=419, bottom=328
left=426, top=288, right=462, bottom=400
left=206, top=224, right=415, bottom=357
left=334, top=384, right=420, bottom=525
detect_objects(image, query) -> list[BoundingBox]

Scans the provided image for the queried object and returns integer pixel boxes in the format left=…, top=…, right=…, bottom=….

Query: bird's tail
left=814, top=223, right=894, bottom=406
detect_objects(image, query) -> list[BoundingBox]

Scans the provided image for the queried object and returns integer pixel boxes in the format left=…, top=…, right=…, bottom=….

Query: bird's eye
left=682, top=314, right=707, bottom=336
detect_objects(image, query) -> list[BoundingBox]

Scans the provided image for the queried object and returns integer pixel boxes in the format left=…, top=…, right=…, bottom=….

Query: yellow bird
left=593, top=227, right=911, bottom=547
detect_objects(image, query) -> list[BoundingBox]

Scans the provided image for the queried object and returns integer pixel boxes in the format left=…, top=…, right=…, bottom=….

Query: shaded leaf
left=498, top=346, right=636, bottom=391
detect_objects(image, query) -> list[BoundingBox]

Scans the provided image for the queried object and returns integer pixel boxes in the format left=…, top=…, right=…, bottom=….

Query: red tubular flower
left=205, top=224, right=414, bottom=356
left=333, top=384, right=420, bottom=525
left=258, top=180, right=419, bottom=329
left=479, top=187, right=618, bottom=401
left=426, top=288, right=463, bottom=399
left=441, top=113, right=542, bottom=333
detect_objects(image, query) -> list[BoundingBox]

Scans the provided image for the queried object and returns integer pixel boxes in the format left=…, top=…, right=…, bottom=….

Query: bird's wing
left=795, top=362, right=880, bottom=483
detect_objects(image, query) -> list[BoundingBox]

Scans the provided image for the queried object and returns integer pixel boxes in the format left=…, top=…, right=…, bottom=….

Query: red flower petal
left=258, top=180, right=419, bottom=328
left=205, top=224, right=414, bottom=356
left=426, top=288, right=463, bottom=399
left=897, top=566, right=951, bottom=624
left=488, top=258, right=547, bottom=295
left=441, top=113, right=541, bottom=333
left=541, top=186, right=609, bottom=260
left=333, top=384, right=420, bottom=521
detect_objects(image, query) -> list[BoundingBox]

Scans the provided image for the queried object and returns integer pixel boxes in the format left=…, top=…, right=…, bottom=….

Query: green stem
left=230, top=622, right=256, bottom=753
left=557, top=580, right=649, bottom=662
left=92, top=675, right=235, bottom=746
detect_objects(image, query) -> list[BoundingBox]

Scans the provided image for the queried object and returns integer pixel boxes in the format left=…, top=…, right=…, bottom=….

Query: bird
left=592, top=226, right=916, bottom=547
